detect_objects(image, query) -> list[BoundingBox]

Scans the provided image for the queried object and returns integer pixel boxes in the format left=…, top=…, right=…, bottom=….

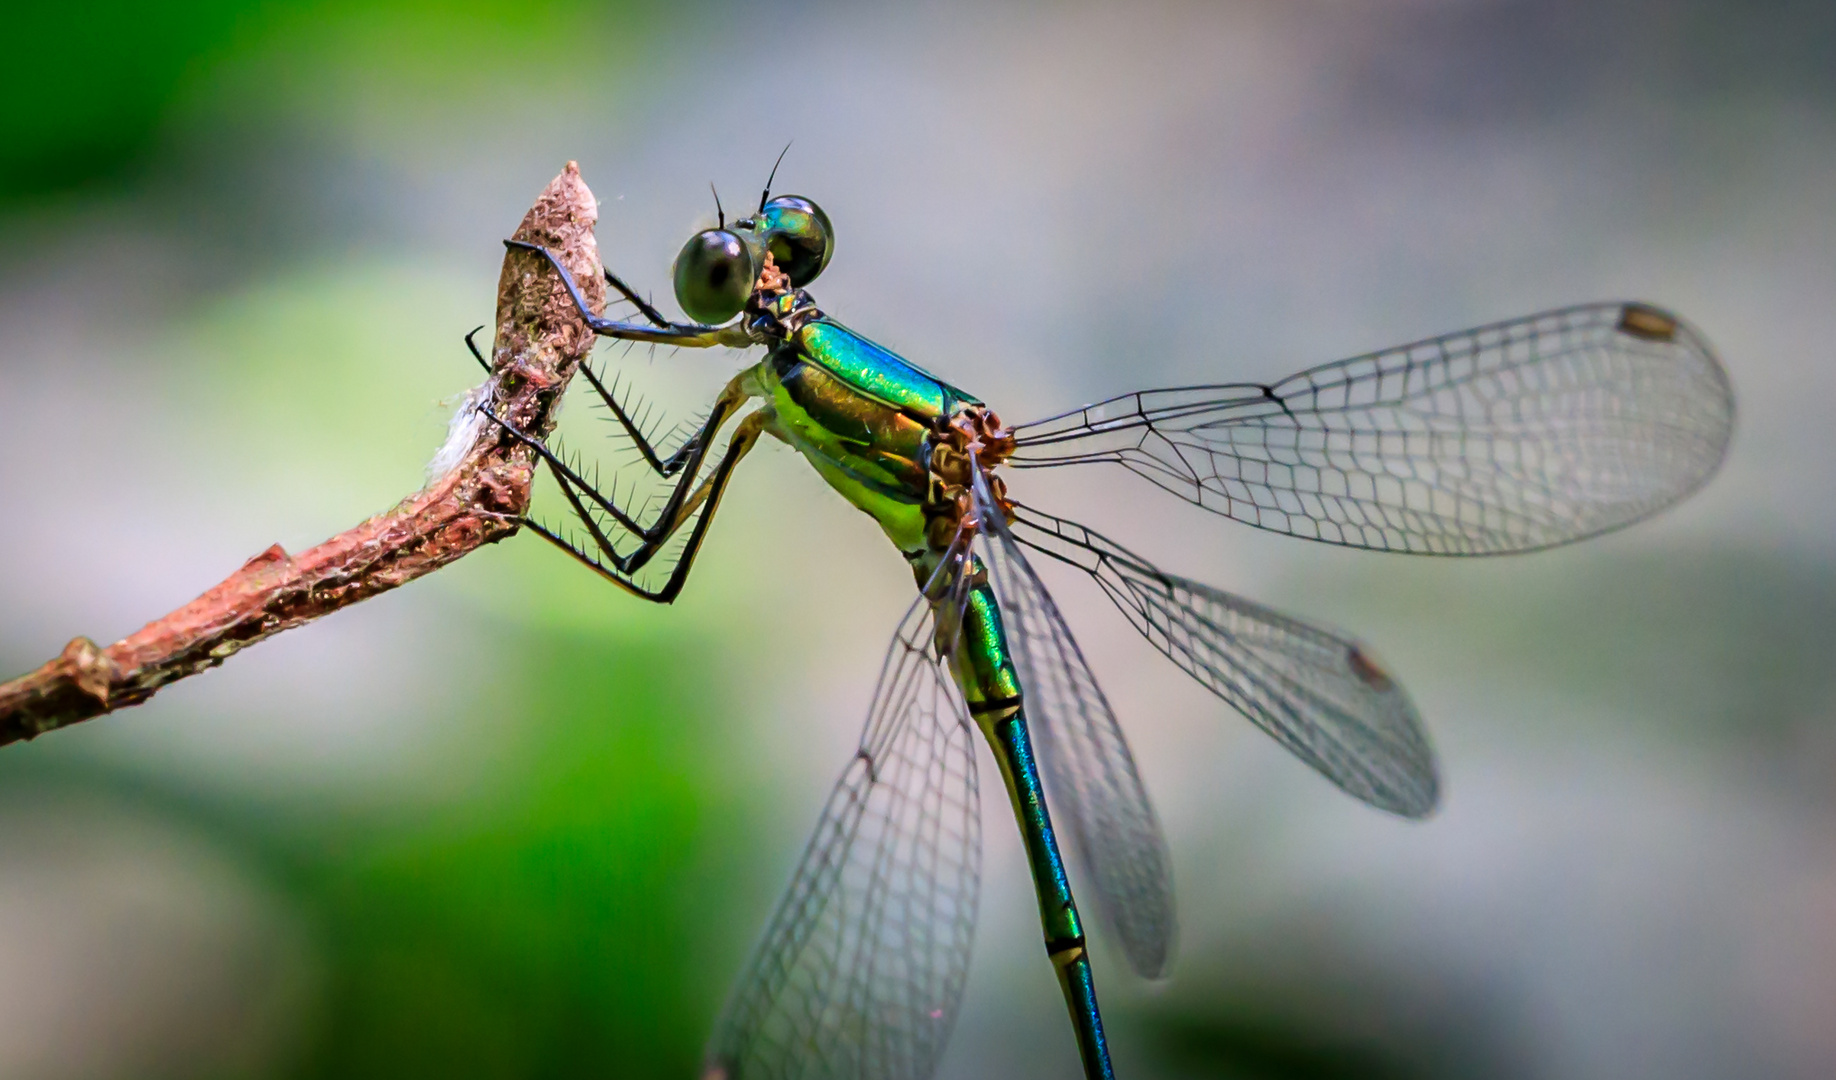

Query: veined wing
left=1009, top=303, right=1734, bottom=555
left=1011, top=504, right=1438, bottom=817
left=705, top=596, right=981, bottom=1080
left=971, top=471, right=1177, bottom=979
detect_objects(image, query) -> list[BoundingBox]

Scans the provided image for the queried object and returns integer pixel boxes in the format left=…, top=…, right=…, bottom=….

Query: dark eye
left=673, top=229, right=756, bottom=323
left=757, top=195, right=834, bottom=286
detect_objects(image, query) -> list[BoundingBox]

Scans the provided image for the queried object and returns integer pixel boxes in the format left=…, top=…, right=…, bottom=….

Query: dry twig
left=0, top=162, right=607, bottom=746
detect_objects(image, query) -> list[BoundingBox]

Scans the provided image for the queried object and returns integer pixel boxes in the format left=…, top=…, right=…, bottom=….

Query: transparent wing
left=1009, top=302, right=1734, bottom=554
left=705, top=596, right=981, bottom=1080
left=1011, top=504, right=1438, bottom=817
left=970, top=472, right=1177, bottom=979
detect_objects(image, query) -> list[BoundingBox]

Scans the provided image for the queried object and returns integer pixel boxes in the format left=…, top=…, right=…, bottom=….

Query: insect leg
left=572, top=360, right=720, bottom=479
left=519, top=410, right=769, bottom=603
left=503, top=240, right=750, bottom=347
left=481, top=371, right=753, bottom=540
left=463, top=326, right=491, bottom=372
left=603, top=268, right=670, bottom=328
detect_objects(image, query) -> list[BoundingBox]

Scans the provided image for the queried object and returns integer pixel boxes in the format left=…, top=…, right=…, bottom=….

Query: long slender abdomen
left=942, top=569, right=1116, bottom=1080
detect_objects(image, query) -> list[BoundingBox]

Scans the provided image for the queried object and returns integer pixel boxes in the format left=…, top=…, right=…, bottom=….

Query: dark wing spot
left=1346, top=646, right=1395, bottom=692
left=1616, top=303, right=1678, bottom=342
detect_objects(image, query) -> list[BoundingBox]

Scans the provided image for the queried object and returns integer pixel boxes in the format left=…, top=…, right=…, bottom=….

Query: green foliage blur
left=1, top=0, right=631, bottom=200
left=0, top=627, right=763, bottom=1079
left=278, top=634, right=741, bottom=1079
left=3, top=1, right=245, bottom=198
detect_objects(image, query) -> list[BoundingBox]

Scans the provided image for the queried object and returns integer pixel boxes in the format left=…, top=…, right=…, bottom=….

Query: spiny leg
left=482, top=371, right=753, bottom=542
left=548, top=403, right=761, bottom=579
left=594, top=373, right=752, bottom=535
left=520, top=410, right=769, bottom=603
left=504, top=239, right=750, bottom=347
left=573, top=359, right=713, bottom=478
left=462, top=323, right=694, bottom=476
left=505, top=239, right=745, bottom=475
left=603, top=268, right=670, bottom=328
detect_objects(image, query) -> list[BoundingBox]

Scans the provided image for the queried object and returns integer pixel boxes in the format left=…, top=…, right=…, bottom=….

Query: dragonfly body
left=489, top=179, right=1734, bottom=1080
left=711, top=295, right=1124, bottom=1071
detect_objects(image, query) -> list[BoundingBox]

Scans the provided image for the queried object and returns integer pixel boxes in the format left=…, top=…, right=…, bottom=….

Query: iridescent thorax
left=743, top=259, right=1016, bottom=555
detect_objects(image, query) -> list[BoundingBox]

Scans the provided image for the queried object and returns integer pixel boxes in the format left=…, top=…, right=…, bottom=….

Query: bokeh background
left=3, top=2, right=1835, bottom=1077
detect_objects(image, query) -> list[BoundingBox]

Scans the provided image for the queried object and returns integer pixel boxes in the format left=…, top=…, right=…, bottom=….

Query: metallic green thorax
left=747, top=312, right=1115, bottom=1079
left=756, top=317, right=979, bottom=553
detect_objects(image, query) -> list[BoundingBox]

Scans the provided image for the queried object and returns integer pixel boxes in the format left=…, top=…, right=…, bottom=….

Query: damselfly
left=480, top=170, right=1734, bottom=1079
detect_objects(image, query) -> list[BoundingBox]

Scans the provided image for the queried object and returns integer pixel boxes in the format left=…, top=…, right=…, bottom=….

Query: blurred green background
left=4, top=2, right=1836, bottom=1078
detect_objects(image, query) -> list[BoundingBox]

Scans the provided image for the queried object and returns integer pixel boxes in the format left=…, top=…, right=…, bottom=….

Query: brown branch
left=0, top=162, right=608, bottom=747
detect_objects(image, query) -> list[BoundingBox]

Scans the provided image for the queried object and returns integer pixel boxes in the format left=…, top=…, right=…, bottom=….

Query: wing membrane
left=971, top=473, right=1177, bottom=979
left=1010, top=302, right=1734, bottom=555
left=705, top=597, right=981, bottom=1080
left=1011, top=504, right=1438, bottom=817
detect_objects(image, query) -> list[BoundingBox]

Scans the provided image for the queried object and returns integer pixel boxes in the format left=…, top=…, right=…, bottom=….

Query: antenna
left=710, top=182, right=725, bottom=229
left=759, top=141, right=793, bottom=213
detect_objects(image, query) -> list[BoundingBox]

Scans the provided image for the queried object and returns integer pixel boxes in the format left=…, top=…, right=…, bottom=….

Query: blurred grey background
left=2, top=1, right=1834, bottom=1077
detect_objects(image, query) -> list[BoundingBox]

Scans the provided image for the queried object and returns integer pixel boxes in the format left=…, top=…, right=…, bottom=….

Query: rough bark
left=0, top=162, right=607, bottom=746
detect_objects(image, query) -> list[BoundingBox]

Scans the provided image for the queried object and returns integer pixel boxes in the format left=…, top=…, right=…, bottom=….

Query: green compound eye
left=673, top=228, right=756, bottom=323
left=757, top=195, right=834, bottom=287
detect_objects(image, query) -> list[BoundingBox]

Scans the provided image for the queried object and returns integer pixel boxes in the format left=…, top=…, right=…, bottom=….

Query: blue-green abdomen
left=941, top=567, right=1113, bottom=1078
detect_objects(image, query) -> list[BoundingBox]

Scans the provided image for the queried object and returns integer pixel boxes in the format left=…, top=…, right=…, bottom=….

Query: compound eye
left=758, top=195, right=834, bottom=286
left=672, top=229, right=756, bottom=323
